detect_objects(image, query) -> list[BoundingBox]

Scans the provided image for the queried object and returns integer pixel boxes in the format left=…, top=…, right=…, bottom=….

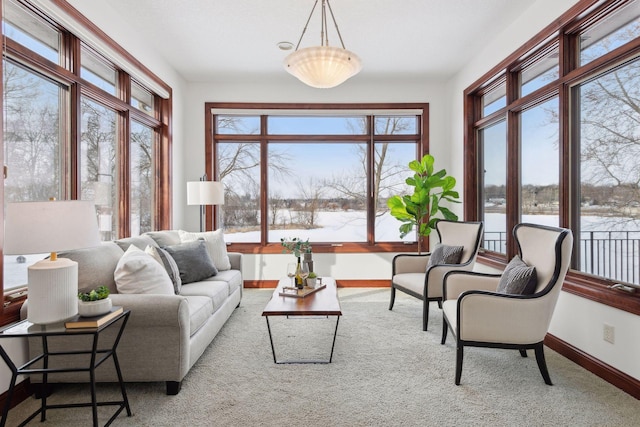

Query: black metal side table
left=0, top=310, right=131, bottom=427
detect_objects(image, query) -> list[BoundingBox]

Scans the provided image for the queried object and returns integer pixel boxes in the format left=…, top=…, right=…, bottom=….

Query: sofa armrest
left=109, top=294, right=189, bottom=328
left=228, top=252, right=242, bottom=273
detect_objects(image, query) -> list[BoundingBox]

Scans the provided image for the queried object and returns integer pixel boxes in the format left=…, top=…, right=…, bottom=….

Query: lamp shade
left=4, top=200, right=101, bottom=255
left=4, top=200, right=101, bottom=324
left=284, top=46, right=362, bottom=89
left=187, top=181, right=224, bottom=206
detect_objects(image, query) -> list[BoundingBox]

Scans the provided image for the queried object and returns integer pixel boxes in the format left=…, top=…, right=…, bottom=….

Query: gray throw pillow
left=497, top=255, right=538, bottom=295
left=426, top=243, right=464, bottom=270
left=163, top=240, right=218, bottom=284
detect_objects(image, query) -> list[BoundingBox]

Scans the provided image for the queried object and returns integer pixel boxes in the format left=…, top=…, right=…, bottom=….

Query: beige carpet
left=6, top=288, right=639, bottom=426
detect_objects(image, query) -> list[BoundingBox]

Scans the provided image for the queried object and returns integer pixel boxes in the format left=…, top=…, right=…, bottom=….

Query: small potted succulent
left=77, top=285, right=112, bottom=317
left=306, top=271, right=318, bottom=288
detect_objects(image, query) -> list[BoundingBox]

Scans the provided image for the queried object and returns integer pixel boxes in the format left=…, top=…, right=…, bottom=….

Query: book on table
left=65, top=306, right=124, bottom=329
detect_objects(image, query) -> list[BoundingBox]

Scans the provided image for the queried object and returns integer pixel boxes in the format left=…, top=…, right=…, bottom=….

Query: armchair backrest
left=514, top=223, right=573, bottom=297
left=435, top=220, right=484, bottom=265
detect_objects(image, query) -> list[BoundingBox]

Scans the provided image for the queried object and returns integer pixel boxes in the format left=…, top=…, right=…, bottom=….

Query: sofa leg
left=166, top=381, right=182, bottom=395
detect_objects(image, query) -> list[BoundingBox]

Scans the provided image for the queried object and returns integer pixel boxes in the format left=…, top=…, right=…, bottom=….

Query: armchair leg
left=519, top=349, right=528, bottom=358
left=388, top=286, right=396, bottom=310
left=534, top=343, right=553, bottom=385
left=422, top=299, right=430, bottom=331
left=455, top=343, right=464, bottom=385
left=440, top=318, right=448, bottom=344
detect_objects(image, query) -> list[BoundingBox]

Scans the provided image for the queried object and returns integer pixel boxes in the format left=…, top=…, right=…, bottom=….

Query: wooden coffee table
left=262, top=277, right=342, bottom=364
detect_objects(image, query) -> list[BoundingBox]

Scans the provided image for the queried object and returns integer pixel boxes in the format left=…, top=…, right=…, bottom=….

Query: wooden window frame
left=464, top=0, right=640, bottom=316
left=204, top=102, right=429, bottom=255
left=0, top=0, right=173, bottom=325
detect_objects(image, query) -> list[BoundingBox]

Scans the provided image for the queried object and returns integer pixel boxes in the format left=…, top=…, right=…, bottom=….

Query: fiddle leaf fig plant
left=387, top=154, right=460, bottom=253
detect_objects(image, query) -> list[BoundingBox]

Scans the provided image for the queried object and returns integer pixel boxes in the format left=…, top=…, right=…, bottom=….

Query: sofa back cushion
left=144, top=230, right=181, bottom=247
left=58, top=242, right=124, bottom=294
left=178, top=229, right=231, bottom=271
left=114, top=235, right=158, bottom=252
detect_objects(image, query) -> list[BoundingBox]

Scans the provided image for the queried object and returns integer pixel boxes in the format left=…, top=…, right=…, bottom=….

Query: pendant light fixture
left=284, top=0, right=362, bottom=88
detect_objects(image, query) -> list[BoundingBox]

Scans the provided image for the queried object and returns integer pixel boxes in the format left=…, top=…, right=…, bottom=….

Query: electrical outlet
left=603, top=324, right=615, bottom=344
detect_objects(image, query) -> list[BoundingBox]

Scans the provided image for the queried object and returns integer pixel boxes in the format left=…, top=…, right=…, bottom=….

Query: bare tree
left=296, top=177, right=324, bottom=228
left=3, top=62, right=60, bottom=201
left=324, top=117, right=412, bottom=216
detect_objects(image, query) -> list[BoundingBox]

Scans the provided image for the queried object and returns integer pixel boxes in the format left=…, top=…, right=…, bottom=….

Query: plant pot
left=78, top=298, right=112, bottom=317
left=306, top=278, right=317, bottom=288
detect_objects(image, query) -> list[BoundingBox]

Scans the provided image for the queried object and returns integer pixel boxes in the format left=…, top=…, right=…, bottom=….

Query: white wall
left=445, top=0, right=640, bottom=381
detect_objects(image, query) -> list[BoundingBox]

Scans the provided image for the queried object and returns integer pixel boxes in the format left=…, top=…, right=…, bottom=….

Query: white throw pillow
left=114, top=245, right=174, bottom=295
left=178, top=229, right=231, bottom=271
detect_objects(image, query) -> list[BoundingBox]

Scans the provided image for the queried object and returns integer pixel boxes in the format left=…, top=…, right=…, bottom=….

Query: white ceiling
left=103, top=0, right=534, bottom=83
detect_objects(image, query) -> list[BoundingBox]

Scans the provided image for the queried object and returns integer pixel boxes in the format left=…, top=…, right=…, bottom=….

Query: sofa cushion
left=144, top=230, right=181, bottom=247
left=146, top=245, right=182, bottom=294
left=178, top=229, right=231, bottom=271
left=114, top=235, right=158, bottom=252
left=163, top=240, right=218, bottom=284
left=497, top=255, right=538, bottom=295
left=391, top=273, right=426, bottom=296
left=179, top=281, right=229, bottom=313
left=427, top=243, right=464, bottom=270
left=204, top=269, right=243, bottom=296
left=184, top=296, right=213, bottom=336
left=114, top=245, right=174, bottom=295
left=58, top=242, right=124, bottom=294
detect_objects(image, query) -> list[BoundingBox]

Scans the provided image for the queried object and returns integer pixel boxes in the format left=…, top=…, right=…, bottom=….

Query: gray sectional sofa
left=23, top=230, right=243, bottom=395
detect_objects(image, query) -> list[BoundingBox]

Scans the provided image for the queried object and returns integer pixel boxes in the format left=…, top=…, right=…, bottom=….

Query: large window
left=207, top=104, right=427, bottom=252
left=465, top=0, right=640, bottom=311
left=1, top=0, right=172, bottom=320
left=577, top=58, right=640, bottom=284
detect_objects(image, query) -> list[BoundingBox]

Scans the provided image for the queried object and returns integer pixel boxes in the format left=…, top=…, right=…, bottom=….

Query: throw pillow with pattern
left=496, top=255, right=538, bottom=295
left=426, top=243, right=464, bottom=270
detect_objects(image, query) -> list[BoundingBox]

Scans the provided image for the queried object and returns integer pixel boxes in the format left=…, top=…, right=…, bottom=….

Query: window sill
left=226, top=242, right=421, bottom=254
left=477, top=255, right=640, bottom=316
left=1, top=299, right=26, bottom=328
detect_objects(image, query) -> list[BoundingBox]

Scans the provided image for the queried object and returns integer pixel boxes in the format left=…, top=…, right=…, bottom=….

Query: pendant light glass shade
left=284, top=46, right=362, bottom=88
left=284, top=0, right=361, bottom=88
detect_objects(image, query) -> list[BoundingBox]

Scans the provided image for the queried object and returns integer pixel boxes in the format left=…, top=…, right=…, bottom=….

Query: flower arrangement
left=78, top=285, right=110, bottom=302
left=280, top=237, right=312, bottom=258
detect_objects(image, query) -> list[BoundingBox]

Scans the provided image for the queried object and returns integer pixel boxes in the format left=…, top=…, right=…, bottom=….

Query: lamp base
left=27, top=258, right=78, bottom=324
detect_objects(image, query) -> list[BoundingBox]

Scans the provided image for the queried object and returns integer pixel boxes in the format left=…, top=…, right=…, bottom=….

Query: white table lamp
left=187, top=176, right=224, bottom=232
left=4, top=200, right=101, bottom=324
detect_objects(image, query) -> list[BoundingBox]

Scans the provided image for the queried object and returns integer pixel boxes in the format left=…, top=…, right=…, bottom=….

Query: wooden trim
left=243, top=279, right=390, bottom=289
left=0, top=380, right=31, bottom=413
left=205, top=102, right=428, bottom=247
left=465, top=0, right=602, bottom=94
left=157, top=95, right=173, bottom=230
left=545, top=333, right=640, bottom=400
left=562, top=272, right=640, bottom=316
left=226, top=241, right=420, bottom=254
left=51, top=0, right=171, bottom=96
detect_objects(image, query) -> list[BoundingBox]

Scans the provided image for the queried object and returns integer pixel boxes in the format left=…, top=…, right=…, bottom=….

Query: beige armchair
left=389, top=220, right=484, bottom=331
left=441, top=223, right=573, bottom=385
